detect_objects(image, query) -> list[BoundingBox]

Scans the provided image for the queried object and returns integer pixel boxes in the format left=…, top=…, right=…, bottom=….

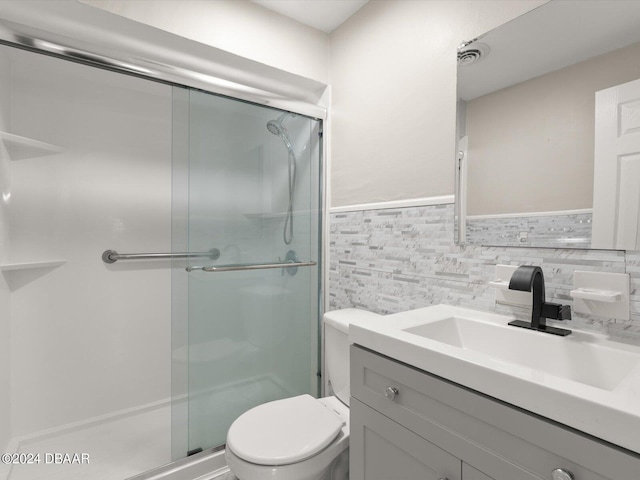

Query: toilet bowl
left=226, top=395, right=349, bottom=480
left=224, top=308, right=380, bottom=480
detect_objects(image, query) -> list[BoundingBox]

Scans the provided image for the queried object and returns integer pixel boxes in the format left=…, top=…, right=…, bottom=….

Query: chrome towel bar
left=186, top=260, right=316, bottom=273
left=102, top=248, right=221, bottom=264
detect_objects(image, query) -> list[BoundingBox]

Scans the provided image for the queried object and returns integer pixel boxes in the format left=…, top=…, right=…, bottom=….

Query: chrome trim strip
left=186, top=260, right=317, bottom=273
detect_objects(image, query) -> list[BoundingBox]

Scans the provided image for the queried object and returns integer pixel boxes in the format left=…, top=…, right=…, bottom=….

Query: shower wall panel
left=6, top=49, right=173, bottom=439
left=0, top=43, right=12, bottom=453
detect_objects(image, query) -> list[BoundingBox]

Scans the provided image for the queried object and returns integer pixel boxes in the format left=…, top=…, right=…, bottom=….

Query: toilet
left=225, top=308, right=380, bottom=480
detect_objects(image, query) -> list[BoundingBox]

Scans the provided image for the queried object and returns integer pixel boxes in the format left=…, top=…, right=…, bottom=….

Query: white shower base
left=3, top=402, right=170, bottom=480
left=2, top=373, right=301, bottom=480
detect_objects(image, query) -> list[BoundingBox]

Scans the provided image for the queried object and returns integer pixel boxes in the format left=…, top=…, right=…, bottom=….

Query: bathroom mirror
left=456, top=0, right=640, bottom=249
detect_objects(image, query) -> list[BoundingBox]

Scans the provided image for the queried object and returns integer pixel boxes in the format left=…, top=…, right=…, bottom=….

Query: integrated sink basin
left=349, top=304, right=640, bottom=454
left=404, top=316, right=640, bottom=391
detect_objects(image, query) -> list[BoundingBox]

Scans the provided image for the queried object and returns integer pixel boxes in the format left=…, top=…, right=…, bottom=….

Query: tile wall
left=465, top=212, right=592, bottom=248
left=329, top=203, right=640, bottom=344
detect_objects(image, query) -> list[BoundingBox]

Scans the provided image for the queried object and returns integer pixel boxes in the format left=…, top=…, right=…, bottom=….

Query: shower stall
left=0, top=24, right=323, bottom=480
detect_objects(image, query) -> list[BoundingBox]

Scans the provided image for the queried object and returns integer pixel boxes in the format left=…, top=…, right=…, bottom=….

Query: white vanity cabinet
left=350, top=345, right=640, bottom=480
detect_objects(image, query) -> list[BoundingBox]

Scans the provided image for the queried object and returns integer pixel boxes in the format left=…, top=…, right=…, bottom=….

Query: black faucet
left=507, top=265, right=572, bottom=336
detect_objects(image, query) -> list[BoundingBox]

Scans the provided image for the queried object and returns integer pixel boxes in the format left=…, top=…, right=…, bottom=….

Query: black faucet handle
left=559, top=304, right=572, bottom=321
left=542, top=302, right=572, bottom=321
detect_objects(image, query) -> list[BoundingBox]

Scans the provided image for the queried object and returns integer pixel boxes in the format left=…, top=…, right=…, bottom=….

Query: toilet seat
left=226, top=394, right=344, bottom=466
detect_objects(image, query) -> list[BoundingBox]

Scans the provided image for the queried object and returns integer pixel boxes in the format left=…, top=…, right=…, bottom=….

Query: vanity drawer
left=351, top=345, right=639, bottom=480
left=350, top=398, right=461, bottom=480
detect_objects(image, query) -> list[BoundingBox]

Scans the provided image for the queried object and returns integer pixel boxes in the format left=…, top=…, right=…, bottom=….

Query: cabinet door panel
left=350, top=398, right=460, bottom=480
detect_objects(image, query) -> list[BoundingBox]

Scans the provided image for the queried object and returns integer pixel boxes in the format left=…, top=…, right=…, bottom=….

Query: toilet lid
left=226, top=394, right=344, bottom=466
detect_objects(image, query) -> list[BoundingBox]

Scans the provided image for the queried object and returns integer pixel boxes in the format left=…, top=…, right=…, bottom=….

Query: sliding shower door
left=172, top=88, right=322, bottom=455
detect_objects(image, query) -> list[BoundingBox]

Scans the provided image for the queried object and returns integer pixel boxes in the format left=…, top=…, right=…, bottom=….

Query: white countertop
left=349, top=304, right=640, bottom=454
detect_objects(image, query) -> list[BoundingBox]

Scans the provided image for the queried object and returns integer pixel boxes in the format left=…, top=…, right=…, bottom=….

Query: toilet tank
left=324, top=308, right=380, bottom=406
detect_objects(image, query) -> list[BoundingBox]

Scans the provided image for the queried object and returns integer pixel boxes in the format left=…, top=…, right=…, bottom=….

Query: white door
left=593, top=78, right=640, bottom=249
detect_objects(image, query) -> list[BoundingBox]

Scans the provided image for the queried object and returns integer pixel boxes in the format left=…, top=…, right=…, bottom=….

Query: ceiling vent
left=457, top=43, right=490, bottom=66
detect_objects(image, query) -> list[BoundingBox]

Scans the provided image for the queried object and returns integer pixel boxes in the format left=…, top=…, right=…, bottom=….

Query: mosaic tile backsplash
left=465, top=212, right=592, bottom=249
left=329, top=203, right=640, bottom=344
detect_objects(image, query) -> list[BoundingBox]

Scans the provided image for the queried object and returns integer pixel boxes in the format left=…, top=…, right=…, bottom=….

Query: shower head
left=266, top=112, right=295, bottom=136
left=267, top=112, right=295, bottom=150
left=267, top=119, right=284, bottom=136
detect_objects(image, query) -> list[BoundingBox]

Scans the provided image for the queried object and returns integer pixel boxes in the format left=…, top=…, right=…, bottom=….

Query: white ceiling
left=458, top=1, right=640, bottom=100
left=251, top=0, right=369, bottom=33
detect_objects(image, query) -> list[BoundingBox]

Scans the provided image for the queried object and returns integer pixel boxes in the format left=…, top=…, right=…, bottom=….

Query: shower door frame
left=0, top=2, right=327, bottom=118
left=0, top=4, right=329, bottom=477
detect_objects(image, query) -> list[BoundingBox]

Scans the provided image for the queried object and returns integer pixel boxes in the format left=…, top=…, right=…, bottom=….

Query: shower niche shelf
left=0, top=131, right=63, bottom=160
left=0, top=260, right=67, bottom=271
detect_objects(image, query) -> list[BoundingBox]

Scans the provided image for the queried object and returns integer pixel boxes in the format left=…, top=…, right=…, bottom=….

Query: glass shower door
left=172, top=88, right=322, bottom=454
